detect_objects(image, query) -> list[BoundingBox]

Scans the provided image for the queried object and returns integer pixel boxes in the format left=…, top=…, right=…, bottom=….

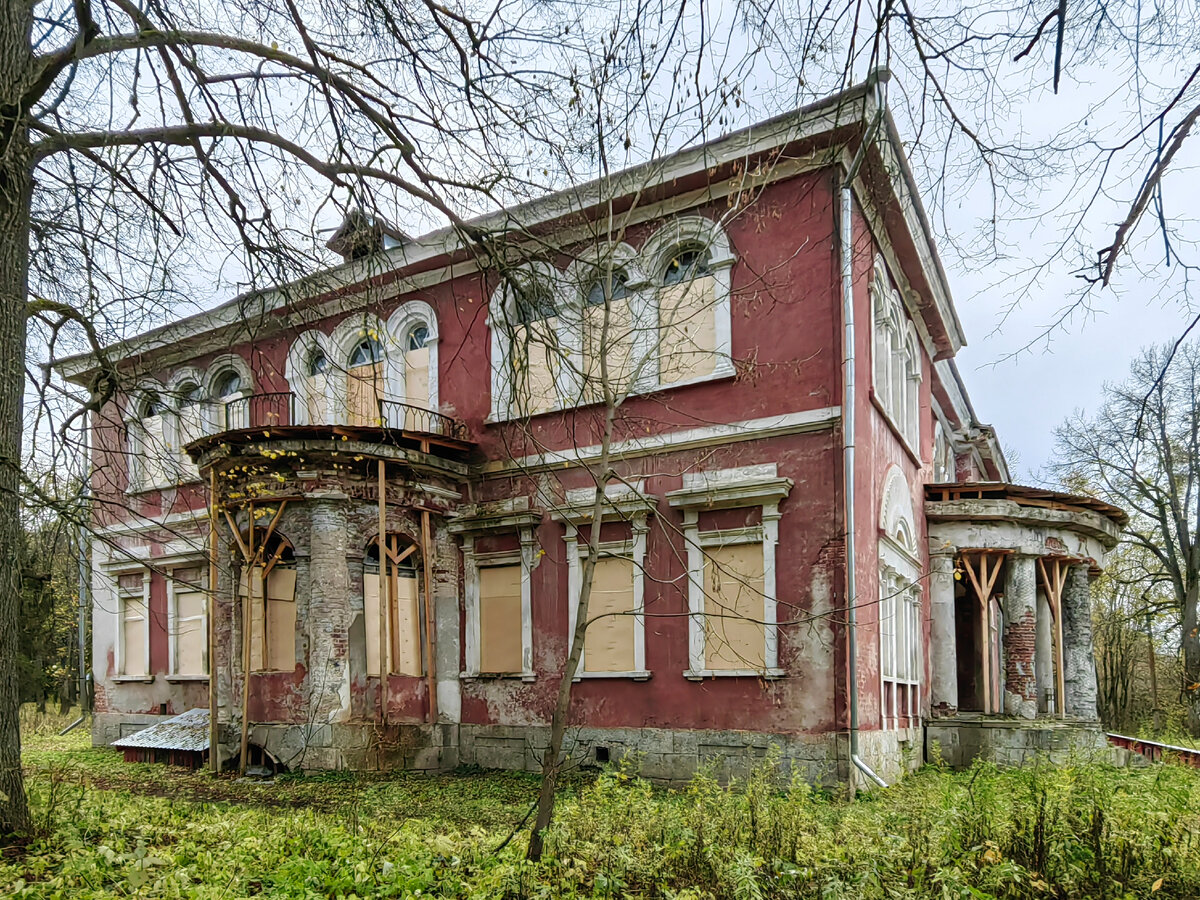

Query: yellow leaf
left=1153, top=878, right=1164, bottom=892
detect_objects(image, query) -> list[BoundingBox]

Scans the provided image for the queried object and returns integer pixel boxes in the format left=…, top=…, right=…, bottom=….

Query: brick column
left=307, top=494, right=352, bottom=722
left=1062, top=562, right=1099, bottom=719
left=929, top=551, right=958, bottom=716
left=1002, top=555, right=1038, bottom=719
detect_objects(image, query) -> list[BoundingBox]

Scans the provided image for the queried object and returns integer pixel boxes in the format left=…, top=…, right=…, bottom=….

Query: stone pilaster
left=929, top=551, right=958, bottom=716
left=1002, top=555, right=1038, bottom=719
left=307, top=495, right=352, bottom=722
left=1062, top=563, right=1099, bottom=720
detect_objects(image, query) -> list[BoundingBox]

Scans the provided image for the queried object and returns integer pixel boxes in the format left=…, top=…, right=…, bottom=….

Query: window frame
left=114, top=568, right=152, bottom=681
left=167, top=564, right=209, bottom=680
left=870, top=256, right=923, bottom=452
left=666, top=465, right=791, bottom=679
left=487, top=218, right=736, bottom=422
left=553, top=485, right=656, bottom=681
left=878, top=465, right=923, bottom=730
left=450, top=502, right=541, bottom=681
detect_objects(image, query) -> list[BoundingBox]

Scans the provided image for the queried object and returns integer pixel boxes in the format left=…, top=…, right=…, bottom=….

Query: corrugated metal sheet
left=112, top=707, right=210, bottom=752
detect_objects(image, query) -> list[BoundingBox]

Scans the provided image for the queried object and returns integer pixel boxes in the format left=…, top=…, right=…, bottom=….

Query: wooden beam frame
left=959, top=549, right=1010, bottom=714
left=1037, top=556, right=1078, bottom=718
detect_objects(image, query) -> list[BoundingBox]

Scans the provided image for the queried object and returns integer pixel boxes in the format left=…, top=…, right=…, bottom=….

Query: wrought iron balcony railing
left=213, top=392, right=468, bottom=442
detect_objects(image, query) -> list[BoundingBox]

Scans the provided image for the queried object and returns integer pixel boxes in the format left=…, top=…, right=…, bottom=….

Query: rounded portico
left=924, top=483, right=1126, bottom=766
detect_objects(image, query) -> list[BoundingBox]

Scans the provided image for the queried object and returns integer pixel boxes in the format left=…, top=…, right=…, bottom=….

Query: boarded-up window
left=305, top=349, right=330, bottom=424
left=658, top=275, right=717, bottom=385
left=363, top=537, right=423, bottom=676
left=172, top=566, right=207, bottom=676
left=582, top=296, right=637, bottom=401
left=240, top=565, right=297, bottom=672
left=118, top=572, right=147, bottom=676
left=703, top=543, right=765, bottom=671
left=404, top=324, right=432, bottom=426
left=582, top=556, right=636, bottom=674
left=511, top=321, right=561, bottom=416
left=347, top=337, right=385, bottom=425
left=479, top=564, right=523, bottom=673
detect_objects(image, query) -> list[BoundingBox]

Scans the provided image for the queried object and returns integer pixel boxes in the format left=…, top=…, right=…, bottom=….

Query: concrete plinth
left=926, top=715, right=1109, bottom=768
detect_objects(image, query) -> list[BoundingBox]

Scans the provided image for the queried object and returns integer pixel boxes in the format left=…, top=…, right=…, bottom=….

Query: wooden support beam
left=378, top=460, right=389, bottom=723
left=421, top=508, right=437, bottom=724
left=1037, top=556, right=1075, bottom=718
left=960, top=550, right=1006, bottom=714
left=239, top=507, right=255, bottom=776
left=208, top=469, right=220, bottom=774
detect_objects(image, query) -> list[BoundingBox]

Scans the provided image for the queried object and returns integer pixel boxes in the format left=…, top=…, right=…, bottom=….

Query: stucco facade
left=60, top=79, right=1123, bottom=786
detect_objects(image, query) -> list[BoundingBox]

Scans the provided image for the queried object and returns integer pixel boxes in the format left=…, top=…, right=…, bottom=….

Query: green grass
left=7, top=726, right=1200, bottom=898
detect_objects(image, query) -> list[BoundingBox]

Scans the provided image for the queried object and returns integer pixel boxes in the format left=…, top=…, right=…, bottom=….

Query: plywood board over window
left=703, top=543, right=766, bottom=671
left=511, top=321, right=561, bottom=416
left=118, top=571, right=147, bottom=676
left=582, top=300, right=637, bottom=400
left=658, top=276, right=717, bottom=385
left=364, top=538, right=423, bottom=677
left=478, top=564, right=523, bottom=673
left=582, top=556, right=636, bottom=674
left=240, top=565, right=297, bottom=672
left=348, top=361, right=384, bottom=425
left=172, top=566, right=207, bottom=676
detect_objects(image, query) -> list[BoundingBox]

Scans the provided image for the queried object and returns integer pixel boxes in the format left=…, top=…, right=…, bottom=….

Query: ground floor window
left=117, top=570, right=149, bottom=677
left=364, top=534, right=424, bottom=676
left=170, top=566, right=208, bottom=677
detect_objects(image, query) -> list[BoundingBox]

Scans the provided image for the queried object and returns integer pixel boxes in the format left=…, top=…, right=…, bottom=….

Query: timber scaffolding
left=184, top=390, right=474, bottom=775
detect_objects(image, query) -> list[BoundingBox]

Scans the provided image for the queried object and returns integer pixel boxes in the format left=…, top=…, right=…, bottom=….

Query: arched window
left=130, top=391, right=171, bottom=490
left=238, top=529, right=297, bottom=673
left=640, top=217, right=735, bottom=390
left=347, top=335, right=385, bottom=425
left=364, top=534, right=423, bottom=677
left=878, top=466, right=921, bottom=730
left=387, top=302, right=440, bottom=427
left=489, top=268, right=569, bottom=420
left=211, top=366, right=248, bottom=431
left=305, top=348, right=330, bottom=423
left=871, top=258, right=922, bottom=447
left=581, top=269, right=637, bottom=402
left=661, top=246, right=713, bottom=286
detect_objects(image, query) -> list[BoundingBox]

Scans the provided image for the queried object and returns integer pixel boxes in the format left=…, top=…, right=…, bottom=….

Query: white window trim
left=113, top=568, right=153, bottom=682
left=459, top=528, right=536, bottom=680
left=203, top=353, right=255, bottom=434
left=124, top=383, right=176, bottom=494
left=553, top=485, right=656, bottom=681
left=284, top=330, right=339, bottom=426
left=167, top=563, right=209, bottom=681
left=387, top=300, right=440, bottom=419
left=666, top=465, right=791, bottom=679
left=878, top=465, right=922, bottom=729
left=487, top=216, right=736, bottom=423
left=870, top=256, right=922, bottom=454
left=329, top=313, right=402, bottom=426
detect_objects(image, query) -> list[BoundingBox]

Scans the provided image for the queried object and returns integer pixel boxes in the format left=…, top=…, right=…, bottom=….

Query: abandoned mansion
left=57, top=79, right=1125, bottom=786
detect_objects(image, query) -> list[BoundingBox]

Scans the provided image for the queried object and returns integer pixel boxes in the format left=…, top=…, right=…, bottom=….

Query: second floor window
left=347, top=336, right=385, bottom=425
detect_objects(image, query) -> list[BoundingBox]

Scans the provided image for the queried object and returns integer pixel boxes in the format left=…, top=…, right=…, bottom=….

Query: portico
left=923, top=484, right=1125, bottom=766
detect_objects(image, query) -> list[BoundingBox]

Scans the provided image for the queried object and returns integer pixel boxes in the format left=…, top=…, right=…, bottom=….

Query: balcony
left=216, top=391, right=469, bottom=442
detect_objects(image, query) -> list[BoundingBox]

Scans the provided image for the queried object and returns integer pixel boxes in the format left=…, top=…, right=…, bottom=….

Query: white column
left=928, top=550, right=958, bottom=716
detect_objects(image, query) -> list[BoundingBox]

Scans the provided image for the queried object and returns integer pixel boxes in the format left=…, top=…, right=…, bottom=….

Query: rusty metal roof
left=112, top=707, right=209, bottom=752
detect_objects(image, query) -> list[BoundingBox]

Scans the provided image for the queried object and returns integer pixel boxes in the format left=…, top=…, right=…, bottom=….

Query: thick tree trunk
left=0, top=0, right=34, bottom=837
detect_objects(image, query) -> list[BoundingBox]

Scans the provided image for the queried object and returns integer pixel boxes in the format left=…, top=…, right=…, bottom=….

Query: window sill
left=573, top=670, right=652, bottom=682
left=112, top=675, right=156, bottom=684
left=485, top=365, right=736, bottom=425
left=683, top=667, right=785, bottom=681
left=460, top=672, right=537, bottom=683
left=165, top=675, right=210, bottom=683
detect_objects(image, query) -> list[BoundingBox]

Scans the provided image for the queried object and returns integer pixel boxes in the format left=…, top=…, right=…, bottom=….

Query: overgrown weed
left=6, top=734, right=1200, bottom=898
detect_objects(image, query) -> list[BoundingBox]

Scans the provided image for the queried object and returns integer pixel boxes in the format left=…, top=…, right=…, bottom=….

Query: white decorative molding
left=668, top=466, right=792, bottom=678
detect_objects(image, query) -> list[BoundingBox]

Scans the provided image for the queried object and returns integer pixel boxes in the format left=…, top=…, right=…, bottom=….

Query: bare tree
left=1055, top=342, right=1200, bottom=734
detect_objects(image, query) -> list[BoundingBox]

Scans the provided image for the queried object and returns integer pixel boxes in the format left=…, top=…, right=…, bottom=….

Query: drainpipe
left=841, top=73, right=889, bottom=790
